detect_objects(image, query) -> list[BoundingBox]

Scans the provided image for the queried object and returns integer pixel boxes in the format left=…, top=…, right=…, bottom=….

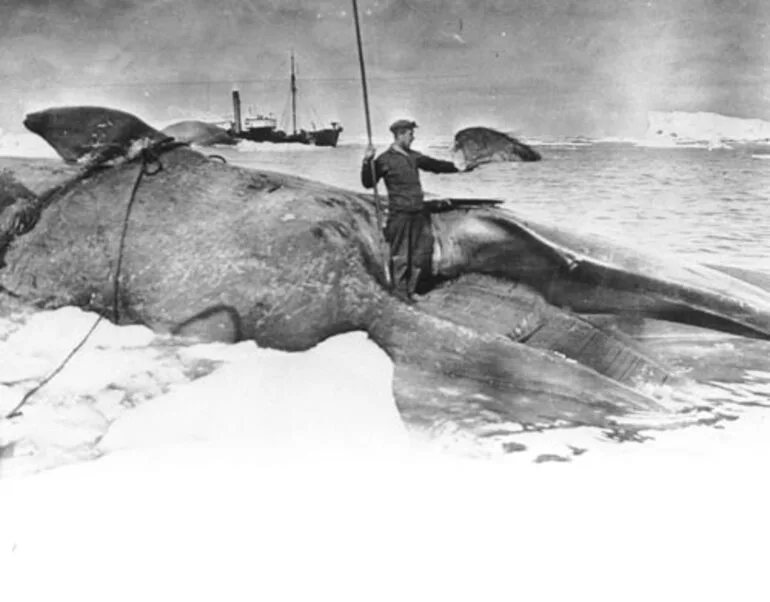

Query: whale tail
left=23, top=106, right=170, bottom=167
left=453, top=126, right=541, bottom=168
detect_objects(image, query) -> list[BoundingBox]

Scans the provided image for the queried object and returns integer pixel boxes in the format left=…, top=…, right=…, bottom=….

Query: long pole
left=290, top=51, right=297, bottom=135
left=351, top=0, right=391, bottom=287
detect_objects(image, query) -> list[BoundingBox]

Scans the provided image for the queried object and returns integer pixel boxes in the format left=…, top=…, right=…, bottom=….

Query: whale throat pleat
left=418, top=273, right=674, bottom=391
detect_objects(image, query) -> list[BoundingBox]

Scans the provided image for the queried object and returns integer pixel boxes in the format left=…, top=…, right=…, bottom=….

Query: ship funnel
left=232, top=88, right=242, bottom=134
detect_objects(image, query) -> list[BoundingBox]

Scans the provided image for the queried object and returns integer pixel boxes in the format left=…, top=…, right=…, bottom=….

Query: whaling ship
left=227, top=52, right=343, bottom=147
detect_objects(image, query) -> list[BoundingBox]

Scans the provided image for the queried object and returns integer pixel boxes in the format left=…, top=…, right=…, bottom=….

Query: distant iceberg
left=643, top=111, right=770, bottom=145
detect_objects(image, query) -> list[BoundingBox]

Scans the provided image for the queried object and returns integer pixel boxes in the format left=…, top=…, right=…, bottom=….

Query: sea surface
left=219, top=139, right=770, bottom=270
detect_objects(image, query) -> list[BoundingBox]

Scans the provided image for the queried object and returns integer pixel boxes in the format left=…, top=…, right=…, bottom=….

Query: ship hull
left=310, top=127, right=343, bottom=148
left=235, top=126, right=275, bottom=143
left=236, top=127, right=342, bottom=147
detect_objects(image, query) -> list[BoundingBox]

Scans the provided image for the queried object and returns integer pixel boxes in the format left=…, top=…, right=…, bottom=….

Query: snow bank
left=100, top=331, right=407, bottom=456
left=0, top=306, right=407, bottom=478
left=645, top=110, right=770, bottom=144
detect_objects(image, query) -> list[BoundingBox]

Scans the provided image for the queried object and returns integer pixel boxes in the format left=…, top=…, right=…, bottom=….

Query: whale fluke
left=24, top=106, right=172, bottom=167
left=453, top=126, right=541, bottom=169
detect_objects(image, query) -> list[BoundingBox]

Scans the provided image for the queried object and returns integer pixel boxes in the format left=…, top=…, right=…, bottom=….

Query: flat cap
left=389, top=119, right=418, bottom=133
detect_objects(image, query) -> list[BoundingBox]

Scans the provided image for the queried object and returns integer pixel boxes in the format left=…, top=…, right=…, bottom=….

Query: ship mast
left=290, top=50, right=297, bottom=135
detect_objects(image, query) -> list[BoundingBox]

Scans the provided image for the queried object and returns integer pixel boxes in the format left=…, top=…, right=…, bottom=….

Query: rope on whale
left=3, top=142, right=176, bottom=420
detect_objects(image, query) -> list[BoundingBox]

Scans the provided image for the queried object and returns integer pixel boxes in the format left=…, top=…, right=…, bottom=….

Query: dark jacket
left=361, top=145, right=458, bottom=212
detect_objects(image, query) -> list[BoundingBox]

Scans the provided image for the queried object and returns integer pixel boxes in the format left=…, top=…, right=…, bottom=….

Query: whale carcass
left=2, top=107, right=770, bottom=443
left=162, top=120, right=239, bottom=147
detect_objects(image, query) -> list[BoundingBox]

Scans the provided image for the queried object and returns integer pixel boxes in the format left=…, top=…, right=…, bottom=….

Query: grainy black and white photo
left=1, top=1, right=769, bottom=599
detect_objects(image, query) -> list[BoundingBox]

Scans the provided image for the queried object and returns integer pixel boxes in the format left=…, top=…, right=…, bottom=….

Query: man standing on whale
left=361, top=119, right=464, bottom=300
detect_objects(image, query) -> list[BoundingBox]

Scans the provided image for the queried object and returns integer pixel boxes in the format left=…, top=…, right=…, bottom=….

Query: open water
left=218, top=139, right=770, bottom=271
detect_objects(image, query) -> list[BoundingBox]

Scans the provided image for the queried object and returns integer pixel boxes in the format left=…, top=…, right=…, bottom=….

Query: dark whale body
left=2, top=106, right=770, bottom=444
left=24, top=106, right=171, bottom=166
left=453, top=127, right=541, bottom=167
left=162, top=120, right=238, bottom=147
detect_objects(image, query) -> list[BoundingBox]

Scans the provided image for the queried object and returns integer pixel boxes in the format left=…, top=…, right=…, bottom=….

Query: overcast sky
left=2, top=0, right=769, bottom=139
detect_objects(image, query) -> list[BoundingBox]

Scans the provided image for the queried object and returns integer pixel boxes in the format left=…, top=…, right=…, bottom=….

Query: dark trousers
left=384, top=210, right=434, bottom=297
